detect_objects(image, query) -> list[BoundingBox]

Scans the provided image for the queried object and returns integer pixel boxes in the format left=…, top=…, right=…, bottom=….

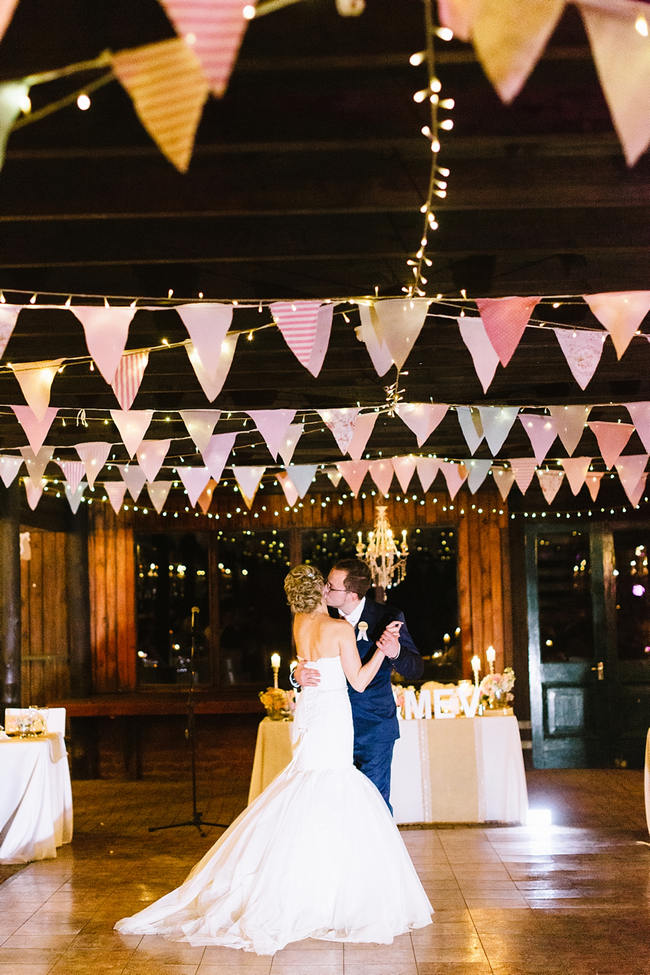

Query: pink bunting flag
left=270, top=301, right=333, bottom=376
left=197, top=479, right=216, bottom=515
left=625, top=474, right=646, bottom=507
left=0, top=304, right=20, bottom=359
left=509, top=457, right=538, bottom=494
left=475, top=296, right=539, bottom=366
left=65, top=480, right=87, bottom=515
left=358, top=298, right=429, bottom=371
left=560, top=457, right=592, bottom=495
left=232, top=465, right=265, bottom=509
left=58, top=460, right=85, bottom=494
left=110, top=410, right=154, bottom=457
left=368, top=459, right=394, bottom=496
left=136, top=439, right=171, bottom=482
left=277, top=471, right=299, bottom=507
left=477, top=406, right=519, bottom=455
left=347, top=412, right=378, bottom=460
left=24, top=477, right=44, bottom=511
left=467, top=459, right=492, bottom=494
left=588, top=420, right=634, bottom=469
left=176, top=465, right=210, bottom=506
left=440, top=461, right=467, bottom=499
left=584, top=291, right=650, bottom=359
left=537, top=468, right=564, bottom=504
left=456, top=406, right=483, bottom=455
left=586, top=471, right=603, bottom=502
left=392, top=455, right=416, bottom=493
left=395, top=403, right=448, bottom=447
left=112, top=37, right=209, bottom=172
left=0, top=454, right=21, bottom=487
left=73, top=306, right=135, bottom=385
left=437, top=0, right=477, bottom=41
left=336, top=460, right=369, bottom=495
left=415, top=457, right=440, bottom=492
left=492, top=466, right=515, bottom=500
left=0, top=1, right=19, bottom=48
left=75, top=442, right=112, bottom=489
left=458, top=317, right=500, bottom=393
left=554, top=328, right=606, bottom=389
left=112, top=350, right=149, bottom=410
left=320, top=408, right=360, bottom=453
left=548, top=405, right=591, bottom=456
left=284, top=464, right=317, bottom=499
left=177, top=304, right=233, bottom=376
left=248, top=410, right=297, bottom=460
left=159, top=0, right=251, bottom=97
left=19, top=446, right=53, bottom=481
left=146, top=480, right=173, bottom=515
left=186, top=332, right=238, bottom=401
left=104, top=480, right=128, bottom=514
left=179, top=409, right=221, bottom=454
left=11, top=405, right=58, bottom=453
left=615, top=454, right=648, bottom=505
left=279, top=423, right=303, bottom=466
left=519, top=413, right=557, bottom=464
left=625, top=402, right=650, bottom=453
left=202, top=431, right=237, bottom=482
left=10, top=359, right=62, bottom=421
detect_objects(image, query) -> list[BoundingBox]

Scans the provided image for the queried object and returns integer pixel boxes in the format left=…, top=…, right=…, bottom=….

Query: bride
left=114, top=564, right=433, bottom=955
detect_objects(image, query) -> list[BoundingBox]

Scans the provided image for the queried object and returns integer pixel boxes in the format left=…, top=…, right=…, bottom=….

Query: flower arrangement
left=479, top=667, right=515, bottom=710
left=259, top=687, right=294, bottom=720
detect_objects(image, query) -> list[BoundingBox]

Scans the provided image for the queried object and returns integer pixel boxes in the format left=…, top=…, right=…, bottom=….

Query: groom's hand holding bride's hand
left=376, top=620, right=402, bottom=660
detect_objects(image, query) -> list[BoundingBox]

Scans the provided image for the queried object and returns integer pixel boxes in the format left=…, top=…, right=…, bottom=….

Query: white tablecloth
left=645, top=728, right=650, bottom=836
left=248, top=715, right=528, bottom=825
left=0, top=733, right=73, bottom=863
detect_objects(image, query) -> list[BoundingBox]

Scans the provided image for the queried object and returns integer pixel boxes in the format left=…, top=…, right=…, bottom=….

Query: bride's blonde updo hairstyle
left=284, top=564, right=325, bottom=613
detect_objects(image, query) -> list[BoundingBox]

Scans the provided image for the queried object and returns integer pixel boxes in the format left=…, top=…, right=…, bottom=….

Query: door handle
left=590, top=661, right=604, bottom=680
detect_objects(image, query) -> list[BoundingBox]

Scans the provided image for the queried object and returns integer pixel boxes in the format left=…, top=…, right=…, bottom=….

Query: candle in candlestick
left=471, top=654, right=481, bottom=688
left=486, top=645, right=496, bottom=674
left=271, top=652, right=281, bottom=689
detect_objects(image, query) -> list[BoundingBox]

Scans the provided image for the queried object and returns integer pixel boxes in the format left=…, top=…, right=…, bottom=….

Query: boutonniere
left=357, top=621, right=369, bottom=642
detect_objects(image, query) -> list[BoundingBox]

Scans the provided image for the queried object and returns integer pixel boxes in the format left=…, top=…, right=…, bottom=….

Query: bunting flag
left=104, top=480, right=128, bottom=513
left=355, top=310, right=393, bottom=376
left=467, top=459, right=492, bottom=494
left=395, top=403, right=448, bottom=447
left=320, top=407, right=359, bottom=453
left=73, top=306, right=135, bottom=385
left=457, top=316, right=500, bottom=393
left=177, top=303, right=233, bottom=374
left=0, top=82, right=28, bottom=170
left=270, top=301, right=333, bottom=376
left=336, top=459, right=369, bottom=495
left=279, top=423, right=303, bottom=466
left=615, top=454, right=649, bottom=504
left=347, top=411, right=378, bottom=460
left=112, top=350, right=149, bottom=410
left=415, top=457, right=440, bottom=492
left=584, top=291, right=650, bottom=359
left=509, top=457, right=538, bottom=494
left=537, top=468, right=564, bottom=504
left=586, top=471, right=604, bottom=501
left=477, top=406, right=519, bottom=455
left=492, top=466, right=515, bottom=500
left=10, top=359, right=62, bottom=420
left=20, top=446, right=53, bottom=481
left=179, top=409, right=221, bottom=453
left=283, top=464, right=317, bottom=498
left=519, top=413, right=557, bottom=464
left=0, top=1, right=19, bottom=45
left=358, top=298, right=430, bottom=371
left=248, top=410, right=297, bottom=460
left=65, top=480, right=87, bottom=514
left=456, top=406, right=484, bottom=454
left=136, top=439, right=171, bottom=482
left=325, top=467, right=343, bottom=488
left=588, top=420, right=634, bottom=468
left=440, top=461, right=467, bottom=499
left=0, top=303, right=20, bottom=358
left=232, top=465, right=265, bottom=508
left=475, top=296, right=539, bottom=366
left=58, top=460, right=85, bottom=494
left=112, top=37, right=209, bottom=172
left=548, top=404, right=591, bottom=456
left=110, top=409, right=154, bottom=457
left=625, top=402, right=650, bottom=452
left=368, top=459, right=394, bottom=496
left=176, top=464, right=210, bottom=506
left=553, top=327, right=606, bottom=389
left=11, top=405, right=58, bottom=453
left=197, top=478, right=216, bottom=514
left=0, top=454, right=22, bottom=487
left=75, top=442, right=112, bottom=489
left=277, top=471, right=299, bottom=507
left=625, top=474, right=646, bottom=507
left=202, top=431, right=237, bottom=481
left=186, top=331, right=238, bottom=401
left=24, top=477, right=44, bottom=511
left=392, top=455, right=416, bottom=492
left=560, top=456, right=592, bottom=495
left=158, top=0, right=252, bottom=97
left=118, top=464, right=147, bottom=501
left=147, top=480, right=173, bottom=514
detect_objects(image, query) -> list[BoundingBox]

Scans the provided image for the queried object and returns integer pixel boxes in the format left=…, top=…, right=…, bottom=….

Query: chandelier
left=356, top=505, right=409, bottom=592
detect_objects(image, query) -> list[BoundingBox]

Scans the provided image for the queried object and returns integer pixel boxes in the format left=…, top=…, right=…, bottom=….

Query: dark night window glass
left=613, top=529, right=650, bottom=661
left=537, top=531, right=593, bottom=662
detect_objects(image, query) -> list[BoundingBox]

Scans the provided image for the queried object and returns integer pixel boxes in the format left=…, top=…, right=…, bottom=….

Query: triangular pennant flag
left=176, top=465, right=210, bottom=506
left=477, top=406, right=519, bottom=455
left=580, top=4, right=650, bottom=166
left=65, top=480, right=87, bottom=515
left=456, top=406, right=484, bottom=455
left=368, top=459, right=394, bottom=496
left=112, top=350, right=149, bottom=410
left=519, top=413, right=557, bottom=464
left=202, top=431, right=237, bottom=482
left=118, top=464, right=147, bottom=502
left=146, top=480, right=173, bottom=514
left=347, top=412, right=378, bottom=461
left=536, top=468, right=564, bottom=504
left=159, top=0, right=251, bottom=97
left=548, top=405, right=591, bottom=456
left=73, top=306, right=135, bottom=385
left=0, top=454, right=22, bottom=487
left=110, top=409, right=154, bottom=458
left=112, top=37, right=209, bottom=172
left=554, top=328, right=606, bottom=389
left=458, top=317, right=500, bottom=393
left=586, top=471, right=603, bottom=501
left=437, top=0, right=477, bottom=41
left=232, top=465, right=265, bottom=509
left=24, top=477, right=44, bottom=510
left=308, top=304, right=334, bottom=378
left=415, top=457, right=440, bottom=492
left=392, top=455, right=416, bottom=493
left=136, top=439, right=171, bottom=482
left=284, top=464, right=317, bottom=499
left=475, top=296, right=539, bottom=366
left=0, top=81, right=27, bottom=169
left=10, top=359, right=63, bottom=421
left=0, top=304, right=20, bottom=359
left=279, top=423, right=303, bottom=466
left=336, top=460, right=369, bottom=495
left=395, top=403, right=448, bottom=447
left=58, top=460, right=85, bottom=494
left=104, top=480, right=128, bottom=514
left=588, top=420, right=634, bottom=469
left=625, top=474, right=646, bottom=507
left=248, top=410, right=297, bottom=460
left=360, top=298, right=429, bottom=370
left=615, top=454, right=648, bottom=504
left=325, top=467, right=342, bottom=488
left=19, top=446, right=53, bottom=481
left=355, top=308, right=393, bottom=376
left=584, top=291, right=650, bottom=359
left=75, top=442, right=111, bottom=489
left=492, top=466, right=515, bottom=500
left=625, top=402, right=650, bottom=453
left=11, top=405, right=58, bottom=453
left=179, top=409, right=221, bottom=454
left=186, top=331, right=239, bottom=401
left=440, top=461, right=467, bottom=499
left=277, top=471, right=299, bottom=507
left=197, top=478, right=216, bottom=515
left=270, top=301, right=333, bottom=376
left=560, top=457, right=592, bottom=495
left=467, top=459, right=492, bottom=494
left=509, top=457, right=538, bottom=494
left=320, top=408, right=360, bottom=453
left=177, top=303, right=233, bottom=376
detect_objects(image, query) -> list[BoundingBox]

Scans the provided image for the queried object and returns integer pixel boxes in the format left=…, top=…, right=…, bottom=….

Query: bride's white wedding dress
left=115, top=656, right=433, bottom=954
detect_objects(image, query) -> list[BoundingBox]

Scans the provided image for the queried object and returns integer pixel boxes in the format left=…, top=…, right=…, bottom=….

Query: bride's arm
left=339, top=625, right=385, bottom=692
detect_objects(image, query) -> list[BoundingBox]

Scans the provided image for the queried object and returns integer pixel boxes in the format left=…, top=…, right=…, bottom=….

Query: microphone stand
left=149, top=606, right=228, bottom=836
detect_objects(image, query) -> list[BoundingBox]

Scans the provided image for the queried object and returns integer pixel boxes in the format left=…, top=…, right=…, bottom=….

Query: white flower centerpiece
left=479, top=667, right=515, bottom=715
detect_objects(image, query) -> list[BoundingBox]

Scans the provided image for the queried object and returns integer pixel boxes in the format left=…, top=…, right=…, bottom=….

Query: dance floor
left=0, top=768, right=648, bottom=975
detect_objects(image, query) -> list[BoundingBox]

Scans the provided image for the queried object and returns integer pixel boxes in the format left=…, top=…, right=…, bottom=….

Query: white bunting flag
left=560, top=457, right=592, bottom=495
left=0, top=454, right=21, bottom=487
left=355, top=309, right=393, bottom=376
left=392, top=455, right=416, bottom=493
left=232, top=465, right=265, bottom=508
left=110, top=409, right=154, bottom=457
left=177, top=303, right=233, bottom=376
left=20, top=446, right=53, bottom=481
left=179, top=409, right=221, bottom=454
left=112, top=350, right=149, bottom=410
left=325, top=467, right=343, bottom=488
left=75, top=442, right=111, bottom=489
left=277, top=471, right=299, bottom=507
left=248, top=410, right=297, bottom=460
left=147, top=480, right=173, bottom=514
left=186, top=331, right=238, bottom=401
left=0, top=82, right=28, bottom=168
left=73, top=306, right=135, bottom=385
left=519, top=413, right=557, bottom=464
left=554, top=328, right=606, bottom=389
left=584, top=291, right=650, bottom=359
left=58, top=460, right=85, bottom=494
left=197, top=479, right=216, bottom=515
left=347, top=412, right=378, bottom=460
left=625, top=402, right=650, bottom=453
left=104, top=480, right=128, bottom=514
left=456, top=406, right=484, bottom=455
left=118, top=464, right=147, bottom=502
left=65, top=480, right=87, bottom=514
left=588, top=420, right=634, bottom=469
left=10, top=359, right=63, bottom=421
left=368, top=459, right=394, bottom=496
left=336, top=459, right=368, bottom=495
left=395, top=402, right=448, bottom=447
left=136, top=439, right=171, bottom=482
left=440, top=461, right=467, bottom=499
left=509, top=457, right=538, bottom=494
left=358, top=298, right=429, bottom=371
left=415, top=457, right=440, bottom=492
left=548, top=405, right=591, bottom=456
left=492, top=466, right=515, bottom=500
left=0, top=304, right=20, bottom=359
left=458, top=317, right=500, bottom=393
left=24, top=477, right=44, bottom=510
left=467, top=459, right=492, bottom=494
left=537, top=468, right=564, bottom=504
left=478, top=406, right=519, bottom=455
left=202, top=431, right=237, bottom=482
left=11, top=405, right=58, bottom=453
left=176, top=465, right=210, bottom=506
left=270, top=301, right=333, bottom=376
left=283, top=464, right=317, bottom=499
left=279, top=423, right=303, bottom=466
left=320, top=408, right=359, bottom=453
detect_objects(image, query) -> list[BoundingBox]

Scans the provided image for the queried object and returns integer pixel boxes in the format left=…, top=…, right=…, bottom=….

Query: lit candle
left=471, top=654, right=481, bottom=687
left=486, top=645, right=496, bottom=674
left=271, top=652, right=281, bottom=688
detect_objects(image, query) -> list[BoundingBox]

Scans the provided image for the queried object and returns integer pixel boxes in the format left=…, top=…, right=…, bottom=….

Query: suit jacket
left=330, top=598, right=423, bottom=744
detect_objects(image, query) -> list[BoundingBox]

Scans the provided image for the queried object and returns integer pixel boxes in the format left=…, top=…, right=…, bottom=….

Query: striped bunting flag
left=112, top=351, right=149, bottom=410
left=270, top=301, right=331, bottom=376
left=58, top=460, right=85, bottom=494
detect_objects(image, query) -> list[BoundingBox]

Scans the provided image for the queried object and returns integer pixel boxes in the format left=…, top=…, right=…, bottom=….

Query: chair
left=4, top=707, right=66, bottom=736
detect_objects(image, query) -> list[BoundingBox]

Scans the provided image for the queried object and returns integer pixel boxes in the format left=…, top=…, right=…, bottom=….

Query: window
left=613, top=529, right=650, bottom=661
left=536, top=530, right=593, bottom=662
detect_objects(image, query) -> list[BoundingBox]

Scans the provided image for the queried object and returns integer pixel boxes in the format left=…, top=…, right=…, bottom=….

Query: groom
left=294, top=558, right=423, bottom=811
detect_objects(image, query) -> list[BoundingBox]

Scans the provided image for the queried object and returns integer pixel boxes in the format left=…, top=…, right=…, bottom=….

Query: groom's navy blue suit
left=330, top=598, right=423, bottom=811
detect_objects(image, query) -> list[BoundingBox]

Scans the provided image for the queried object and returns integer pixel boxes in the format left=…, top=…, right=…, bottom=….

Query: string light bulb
left=76, top=93, right=91, bottom=111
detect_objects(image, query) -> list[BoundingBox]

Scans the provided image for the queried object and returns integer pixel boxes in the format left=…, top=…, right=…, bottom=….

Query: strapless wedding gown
left=115, top=656, right=433, bottom=954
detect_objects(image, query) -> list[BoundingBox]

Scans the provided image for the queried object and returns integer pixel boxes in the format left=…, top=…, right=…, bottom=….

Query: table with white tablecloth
left=0, top=733, right=73, bottom=863
left=248, top=714, right=528, bottom=825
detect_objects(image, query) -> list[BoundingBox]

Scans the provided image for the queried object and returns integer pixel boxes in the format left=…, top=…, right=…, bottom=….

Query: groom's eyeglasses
left=325, top=583, right=347, bottom=592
